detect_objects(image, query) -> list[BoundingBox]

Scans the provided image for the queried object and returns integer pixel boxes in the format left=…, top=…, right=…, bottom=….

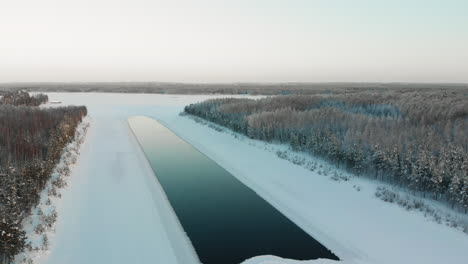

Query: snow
left=38, top=93, right=468, bottom=264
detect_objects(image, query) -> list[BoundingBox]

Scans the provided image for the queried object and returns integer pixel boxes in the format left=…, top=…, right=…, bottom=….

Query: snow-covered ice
left=39, top=93, right=468, bottom=264
left=37, top=94, right=200, bottom=264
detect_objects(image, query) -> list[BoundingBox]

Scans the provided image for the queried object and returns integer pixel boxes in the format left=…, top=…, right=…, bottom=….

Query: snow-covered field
left=38, top=93, right=468, bottom=264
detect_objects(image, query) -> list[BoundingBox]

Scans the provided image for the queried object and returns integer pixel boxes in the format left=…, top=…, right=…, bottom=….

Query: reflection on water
left=128, top=116, right=339, bottom=264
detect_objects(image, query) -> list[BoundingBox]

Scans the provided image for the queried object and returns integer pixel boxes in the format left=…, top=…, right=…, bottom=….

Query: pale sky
left=1, top=0, right=467, bottom=83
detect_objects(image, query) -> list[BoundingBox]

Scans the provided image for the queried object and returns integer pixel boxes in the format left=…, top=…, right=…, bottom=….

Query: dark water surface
left=128, top=116, right=338, bottom=264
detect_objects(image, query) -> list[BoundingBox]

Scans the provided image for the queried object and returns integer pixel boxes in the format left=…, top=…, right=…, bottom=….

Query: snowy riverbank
left=14, top=117, right=90, bottom=264
left=39, top=93, right=468, bottom=264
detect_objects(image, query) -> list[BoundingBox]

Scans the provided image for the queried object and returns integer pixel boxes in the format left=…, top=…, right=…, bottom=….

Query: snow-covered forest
left=0, top=92, right=462, bottom=264
left=0, top=92, right=87, bottom=263
left=0, top=91, right=48, bottom=107
left=184, top=89, right=468, bottom=213
left=1, top=82, right=467, bottom=95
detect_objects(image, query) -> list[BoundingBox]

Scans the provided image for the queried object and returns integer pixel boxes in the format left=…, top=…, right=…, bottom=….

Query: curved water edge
left=128, top=116, right=339, bottom=264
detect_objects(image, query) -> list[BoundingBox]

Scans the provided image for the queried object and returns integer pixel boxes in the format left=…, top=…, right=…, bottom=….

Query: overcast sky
left=1, top=0, right=467, bottom=83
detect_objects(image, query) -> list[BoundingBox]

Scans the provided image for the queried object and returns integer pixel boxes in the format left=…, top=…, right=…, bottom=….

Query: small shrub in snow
left=323, top=169, right=329, bottom=176
left=305, top=161, right=316, bottom=171
left=63, top=150, right=72, bottom=161
left=331, top=172, right=349, bottom=182
left=291, top=156, right=305, bottom=166
left=58, top=166, right=71, bottom=176
left=70, top=155, right=77, bottom=165
left=433, top=214, right=442, bottom=224
left=52, top=176, right=67, bottom=189
left=34, top=223, right=44, bottom=234
left=18, top=256, right=33, bottom=264
left=44, top=209, right=58, bottom=230
left=48, top=186, right=59, bottom=197
left=42, top=235, right=49, bottom=250
left=375, top=187, right=399, bottom=203
left=331, top=172, right=339, bottom=181
left=276, top=150, right=288, bottom=160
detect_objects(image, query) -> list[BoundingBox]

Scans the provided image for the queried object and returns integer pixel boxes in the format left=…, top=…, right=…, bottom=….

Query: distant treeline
left=0, top=91, right=48, bottom=106
left=184, top=89, right=468, bottom=212
left=0, top=93, right=87, bottom=262
left=1, top=82, right=467, bottom=95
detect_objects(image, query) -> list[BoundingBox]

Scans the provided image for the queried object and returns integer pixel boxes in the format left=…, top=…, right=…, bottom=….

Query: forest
left=0, top=91, right=48, bottom=106
left=0, top=91, right=87, bottom=263
left=1, top=82, right=467, bottom=95
left=184, top=89, right=468, bottom=213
